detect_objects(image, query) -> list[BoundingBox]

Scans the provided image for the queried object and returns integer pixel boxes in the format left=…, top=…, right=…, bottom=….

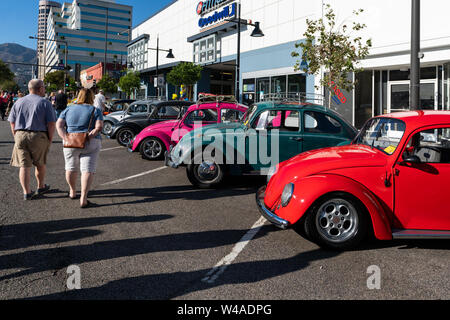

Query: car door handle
left=290, top=137, right=304, bottom=142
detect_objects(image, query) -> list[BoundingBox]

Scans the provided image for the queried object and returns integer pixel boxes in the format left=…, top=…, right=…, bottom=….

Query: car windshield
left=242, top=105, right=258, bottom=126
left=354, top=118, right=406, bottom=155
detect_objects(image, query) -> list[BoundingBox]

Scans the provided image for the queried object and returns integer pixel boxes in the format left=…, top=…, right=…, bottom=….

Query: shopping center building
left=131, top=0, right=450, bottom=127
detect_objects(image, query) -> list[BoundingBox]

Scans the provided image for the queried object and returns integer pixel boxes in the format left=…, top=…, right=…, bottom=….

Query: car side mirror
left=402, top=154, right=421, bottom=164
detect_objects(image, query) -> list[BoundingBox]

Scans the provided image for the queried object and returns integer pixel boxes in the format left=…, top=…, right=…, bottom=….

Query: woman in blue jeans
left=56, top=88, right=103, bottom=208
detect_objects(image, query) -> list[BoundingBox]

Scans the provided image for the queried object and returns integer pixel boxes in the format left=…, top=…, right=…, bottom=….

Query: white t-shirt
left=93, top=93, right=106, bottom=112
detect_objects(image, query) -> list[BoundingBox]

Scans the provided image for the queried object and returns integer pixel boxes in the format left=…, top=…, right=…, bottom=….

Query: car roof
left=152, top=100, right=193, bottom=107
left=375, top=110, right=450, bottom=128
left=255, top=101, right=329, bottom=112
left=188, top=102, right=248, bottom=111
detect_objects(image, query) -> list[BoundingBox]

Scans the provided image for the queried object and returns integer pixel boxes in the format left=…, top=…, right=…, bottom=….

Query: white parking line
left=100, top=147, right=123, bottom=152
left=202, top=217, right=267, bottom=284
left=100, top=166, right=168, bottom=186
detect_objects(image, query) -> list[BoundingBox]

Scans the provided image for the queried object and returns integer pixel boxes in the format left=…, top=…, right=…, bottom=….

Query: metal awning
left=187, top=19, right=247, bottom=43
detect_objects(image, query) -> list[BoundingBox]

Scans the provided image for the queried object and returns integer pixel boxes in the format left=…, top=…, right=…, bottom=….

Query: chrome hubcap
left=143, top=140, right=162, bottom=158
left=103, top=123, right=112, bottom=134
left=196, top=161, right=219, bottom=181
left=316, top=199, right=358, bottom=243
left=119, top=130, right=133, bottom=144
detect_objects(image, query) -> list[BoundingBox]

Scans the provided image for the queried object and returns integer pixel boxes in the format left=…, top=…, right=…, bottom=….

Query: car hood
left=265, top=144, right=388, bottom=206
left=108, top=111, right=125, bottom=117
left=142, top=119, right=179, bottom=133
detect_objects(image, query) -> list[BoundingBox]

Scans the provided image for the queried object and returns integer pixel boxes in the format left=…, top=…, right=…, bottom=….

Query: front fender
left=271, top=174, right=392, bottom=240
left=133, top=130, right=172, bottom=152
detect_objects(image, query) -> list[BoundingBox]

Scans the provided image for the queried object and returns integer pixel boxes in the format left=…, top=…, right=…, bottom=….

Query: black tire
left=303, top=192, right=369, bottom=250
left=139, top=137, right=165, bottom=160
left=102, top=121, right=113, bottom=135
left=116, top=128, right=135, bottom=146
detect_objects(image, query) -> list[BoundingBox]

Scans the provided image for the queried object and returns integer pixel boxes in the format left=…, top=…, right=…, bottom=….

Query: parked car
left=257, top=110, right=450, bottom=250
left=166, top=100, right=357, bottom=188
left=102, top=99, right=159, bottom=135
left=109, top=100, right=193, bottom=146
left=104, top=99, right=135, bottom=115
left=129, top=95, right=248, bottom=160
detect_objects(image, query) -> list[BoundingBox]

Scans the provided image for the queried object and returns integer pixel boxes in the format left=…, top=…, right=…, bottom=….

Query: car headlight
left=281, top=183, right=295, bottom=207
left=267, top=165, right=279, bottom=183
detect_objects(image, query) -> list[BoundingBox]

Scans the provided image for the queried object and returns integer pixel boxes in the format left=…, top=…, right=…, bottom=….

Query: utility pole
left=410, top=0, right=421, bottom=110
left=104, top=7, right=109, bottom=76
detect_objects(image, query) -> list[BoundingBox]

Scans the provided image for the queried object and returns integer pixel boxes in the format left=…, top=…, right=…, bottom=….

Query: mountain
left=0, top=43, right=37, bottom=88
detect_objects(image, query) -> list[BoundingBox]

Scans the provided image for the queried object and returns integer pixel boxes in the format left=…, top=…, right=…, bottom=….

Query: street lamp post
left=226, top=3, right=264, bottom=102
left=410, top=0, right=421, bottom=111
left=148, top=35, right=175, bottom=98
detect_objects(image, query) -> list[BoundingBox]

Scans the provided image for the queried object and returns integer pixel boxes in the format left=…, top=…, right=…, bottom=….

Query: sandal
left=80, top=200, right=95, bottom=209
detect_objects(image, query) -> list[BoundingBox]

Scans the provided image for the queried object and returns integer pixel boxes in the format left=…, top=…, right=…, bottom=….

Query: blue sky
left=0, top=0, right=175, bottom=50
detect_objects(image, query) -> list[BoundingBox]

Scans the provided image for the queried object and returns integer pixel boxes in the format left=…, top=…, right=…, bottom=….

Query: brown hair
left=76, top=88, right=94, bottom=105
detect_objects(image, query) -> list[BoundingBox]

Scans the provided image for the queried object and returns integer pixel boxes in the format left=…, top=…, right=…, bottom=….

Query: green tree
left=0, top=80, right=19, bottom=93
left=44, top=70, right=65, bottom=90
left=0, top=59, right=14, bottom=83
left=97, top=74, right=118, bottom=94
left=118, top=70, right=141, bottom=98
left=166, top=62, right=202, bottom=100
left=292, top=3, right=372, bottom=107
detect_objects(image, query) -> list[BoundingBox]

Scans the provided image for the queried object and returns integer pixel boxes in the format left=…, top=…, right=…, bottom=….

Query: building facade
left=42, top=0, right=132, bottom=79
left=132, top=0, right=450, bottom=127
left=37, top=0, right=62, bottom=79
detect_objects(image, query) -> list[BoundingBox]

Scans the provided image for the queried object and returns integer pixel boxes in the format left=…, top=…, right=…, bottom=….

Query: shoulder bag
left=63, top=107, right=96, bottom=149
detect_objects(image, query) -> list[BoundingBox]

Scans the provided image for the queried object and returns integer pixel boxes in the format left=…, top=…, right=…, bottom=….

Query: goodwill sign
left=198, top=2, right=237, bottom=29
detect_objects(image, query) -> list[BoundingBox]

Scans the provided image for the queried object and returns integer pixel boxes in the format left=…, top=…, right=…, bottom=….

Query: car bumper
left=256, top=186, right=290, bottom=230
left=164, top=147, right=178, bottom=168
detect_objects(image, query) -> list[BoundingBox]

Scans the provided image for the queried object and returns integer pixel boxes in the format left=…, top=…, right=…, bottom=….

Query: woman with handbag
left=56, top=88, right=103, bottom=208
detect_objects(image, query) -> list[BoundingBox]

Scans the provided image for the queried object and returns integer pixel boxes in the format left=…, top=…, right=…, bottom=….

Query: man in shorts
left=8, top=80, right=57, bottom=200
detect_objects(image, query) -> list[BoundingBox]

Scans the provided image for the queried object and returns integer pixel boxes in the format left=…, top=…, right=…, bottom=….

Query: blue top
left=59, top=104, right=104, bottom=140
left=8, top=94, right=57, bottom=131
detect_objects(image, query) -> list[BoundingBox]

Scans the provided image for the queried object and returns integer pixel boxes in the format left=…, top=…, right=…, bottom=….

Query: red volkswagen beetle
left=258, top=111, right=450, bottom=250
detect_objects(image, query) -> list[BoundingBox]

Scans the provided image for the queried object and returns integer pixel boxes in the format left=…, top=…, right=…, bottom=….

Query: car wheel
left=186, top=160, right=224, bottom=189
left=304, top=192, right=368, bottom=250
left=116, top=128, right=135, bottom=146
left=102, top=121, right=113, bottom=135
left=139, top=137, right=165, bottom=160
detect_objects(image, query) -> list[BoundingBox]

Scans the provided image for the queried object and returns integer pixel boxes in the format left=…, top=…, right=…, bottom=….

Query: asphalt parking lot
left=0, top=120, right=448, bottom=300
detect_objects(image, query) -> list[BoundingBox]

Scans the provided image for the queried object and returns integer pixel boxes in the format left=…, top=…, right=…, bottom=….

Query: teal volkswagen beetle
left=165, top=100, right=357, bottom=188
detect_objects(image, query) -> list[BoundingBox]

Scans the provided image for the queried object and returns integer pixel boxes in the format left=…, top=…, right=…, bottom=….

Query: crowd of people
left=0, top=91, right=25, bottom=121
left=6, top=80, right=105, bottom=208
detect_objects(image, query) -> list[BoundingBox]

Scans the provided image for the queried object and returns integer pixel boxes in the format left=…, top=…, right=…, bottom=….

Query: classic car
left=129, top=95, right=248, bottom=160
left=109, top=100, right=193, bottom=146
left=257, top=110, right=450, bottom=250
left=104, top=99, right=135, bottom=115
left=166, top=101, right=357, bottom=188
left=102, top=99, right=161, bottom=135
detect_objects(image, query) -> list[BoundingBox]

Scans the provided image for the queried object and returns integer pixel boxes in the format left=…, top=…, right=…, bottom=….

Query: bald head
left=28, top=80, right=45, bottom=96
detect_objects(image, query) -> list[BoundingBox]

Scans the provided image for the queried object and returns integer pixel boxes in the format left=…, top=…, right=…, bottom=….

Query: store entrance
left=205, top=63, right=235, bottom=96
left=388, top=80, right=436, bottom=113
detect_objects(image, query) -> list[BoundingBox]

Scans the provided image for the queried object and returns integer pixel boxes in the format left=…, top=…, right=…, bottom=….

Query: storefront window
left=256, top=78, right=270, bottom=102
left=271, top=76, right=286, bottom=94
left=445, top=63, right=450, bottom=110
left=288, top=74, right=306, bottom=93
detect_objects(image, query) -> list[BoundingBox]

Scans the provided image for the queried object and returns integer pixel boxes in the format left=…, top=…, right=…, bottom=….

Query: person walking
left=54, top=90, right=68, bottom=118
left=0, top=91, right=7, bottom=121
left=56, top=88, right=103, bottom=208
left=8, top=80, right=56, bottom=200
left=93, top=89, right=106, bottom=113
left=5, top=93, right=14, bottom=117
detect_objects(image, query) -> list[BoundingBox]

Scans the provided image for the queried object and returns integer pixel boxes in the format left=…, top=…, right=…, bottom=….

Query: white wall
left=133, top=0, right=450, bottom=70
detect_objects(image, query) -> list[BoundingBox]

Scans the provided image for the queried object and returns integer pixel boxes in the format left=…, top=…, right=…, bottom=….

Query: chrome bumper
left=256, top=186, right=290, bottom=230
left=164, top=147, right=178, bottom=168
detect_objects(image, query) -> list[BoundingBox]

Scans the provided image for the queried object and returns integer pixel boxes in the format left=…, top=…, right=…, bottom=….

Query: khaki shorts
left=11, top=131, right=51, bottom=168
left=63, top=138, right=101, bottom=173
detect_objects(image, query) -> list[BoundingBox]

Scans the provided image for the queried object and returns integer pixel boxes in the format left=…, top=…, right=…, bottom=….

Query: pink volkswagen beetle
left=129, top=96, right=248, bottom=160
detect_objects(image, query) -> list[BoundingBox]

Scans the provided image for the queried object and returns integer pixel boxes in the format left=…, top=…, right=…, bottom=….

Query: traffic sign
left=51, top=65, right=65, bottom=70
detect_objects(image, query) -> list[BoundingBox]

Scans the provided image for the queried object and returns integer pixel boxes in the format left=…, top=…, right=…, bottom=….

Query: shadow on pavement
left=0, top=225, right=279, bottom=283
left=30, top=247, right=339, bottom=300
left=0, top=215, right=173, bottom=252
